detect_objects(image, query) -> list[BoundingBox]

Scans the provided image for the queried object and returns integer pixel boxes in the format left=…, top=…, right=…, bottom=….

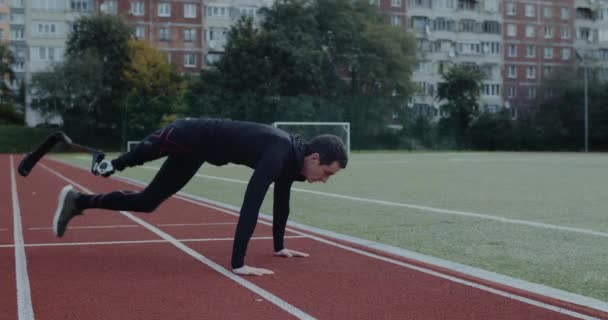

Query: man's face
left=301, top=154, right=342, bottom=183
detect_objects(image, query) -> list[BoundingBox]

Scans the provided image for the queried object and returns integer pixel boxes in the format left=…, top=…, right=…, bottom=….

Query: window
left=543, top=47, right=553, bottom=59
left=562, top=48, right=571, bottom=60
left=544, top=26, right=553, bottom=38
left=391, top=16, right=401, bottom=26
left=526, top=66, right=536, bottom=79
left=460, top=19, right=476, bottom=32
left=131, top=1, right=144, bottom=16
left=561, top=8, right=569, bottom=19
left=10, top=28, right=24, bottom=40
left=525, top=4, right=535, bottom=17
left=544, top=66, right=552, bottom=77
left=184, top=53, right=196, bottom=67
left=525, top=25, right=535, bottom=38
left=543, top=7, right=552, bottom=18
left=10, top=13, right=25, bottom=24
left=482, top=21, right=500, bottom=34
left=184, top=29, right=196, bottom=42
left=506, top=2, right=515, bottom=15
left=33, top=22, right=61, bottom=37
left=184, top=4, right=197, bottom=18
left=158, top=28, right=170, bottom=41
left=482, top=84, right=500, bottom=97
left=391, top=0, right=401, bottom=7
left=507, top=86, right=516, bottom=98
left=526, top=45, right=535, bottom=58
left=528, top=87, right=536, bottom=99
left=507, top=44, right=517, bottom=57
left=70, top=0, right=93, bottom=12
left=561, top=26, right=570, bottom=39
left=158, top=2, right=170, bottom=17
left=135, top=26, right=145, bottom=39
left=507, top=24, right=516, bottom=37
left=101, top=0, right=117, bottom=14
left=508, top=65, right=517, bottom=78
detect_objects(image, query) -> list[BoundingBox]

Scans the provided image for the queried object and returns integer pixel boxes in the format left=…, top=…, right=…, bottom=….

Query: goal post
left=272, top=121, right=351, bottom=155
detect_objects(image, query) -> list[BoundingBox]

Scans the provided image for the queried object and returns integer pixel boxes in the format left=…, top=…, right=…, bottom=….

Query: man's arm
left=272, top=179, right=293, bottom=252
left=231, top=147, right=288, bottom=271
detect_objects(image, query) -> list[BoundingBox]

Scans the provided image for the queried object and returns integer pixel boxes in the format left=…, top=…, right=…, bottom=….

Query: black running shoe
left=53, top=185, right=82, bottom=237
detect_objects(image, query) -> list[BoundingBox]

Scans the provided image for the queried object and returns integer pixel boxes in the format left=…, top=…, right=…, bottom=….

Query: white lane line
left=10, top=156, right=35, bottom=320
left=0, top=236, right=306, bottom=248
left=41, top=163, right=315, bottom=320
left=157, top=222, right=235, bottom=227
left=53, top=158, right=608, bottom=316
left=138, top=167, right=608, bottom=239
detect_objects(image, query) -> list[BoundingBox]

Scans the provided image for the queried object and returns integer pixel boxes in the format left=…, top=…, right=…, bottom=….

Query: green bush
left=0, top=125, right=55, bottom=153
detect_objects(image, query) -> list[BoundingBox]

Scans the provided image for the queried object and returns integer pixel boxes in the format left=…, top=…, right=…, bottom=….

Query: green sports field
left=54, top=151, right=608, bottom=302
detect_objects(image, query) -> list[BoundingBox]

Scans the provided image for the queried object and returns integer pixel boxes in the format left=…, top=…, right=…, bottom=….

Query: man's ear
left=310, top=153, right=320, bottom=161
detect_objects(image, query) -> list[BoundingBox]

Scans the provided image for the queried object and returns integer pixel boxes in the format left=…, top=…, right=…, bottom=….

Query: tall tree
left=123, top=39, right=183, bottom=137
left=0, top=43, right=23, bottom=124
left=32, top=15, right=133, bottom=139
left=436, top=63, right=484, bottom=147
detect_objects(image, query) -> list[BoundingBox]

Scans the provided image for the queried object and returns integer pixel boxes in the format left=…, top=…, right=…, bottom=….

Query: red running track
left=1, top=154, right=606, bottom=320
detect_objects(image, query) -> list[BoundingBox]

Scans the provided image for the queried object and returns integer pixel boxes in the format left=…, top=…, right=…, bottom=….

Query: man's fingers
left=232, top=265, right=274, bottom=276
left=275, top=249, right=309, bottom=258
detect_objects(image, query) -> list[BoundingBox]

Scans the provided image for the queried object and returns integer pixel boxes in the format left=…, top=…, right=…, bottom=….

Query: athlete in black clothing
left=52, top=118, right=348, bottom=276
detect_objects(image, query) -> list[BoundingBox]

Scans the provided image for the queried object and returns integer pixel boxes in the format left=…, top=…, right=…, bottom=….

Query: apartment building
left=97, top=0, right=205, bottom=73
left=0, top=0, right=9, bottom=42
left=407, top=0, right=504, bottom=118
left=406, top=0, right=608, bottom=118
left=502, top=0, right=574, bottom=115
left=9, top=0, right=26, bottom=93
left=573, top=0, right=608, bottom=80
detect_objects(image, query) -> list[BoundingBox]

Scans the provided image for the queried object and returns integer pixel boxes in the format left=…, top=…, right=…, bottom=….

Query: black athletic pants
left=76, top=123, right=204, bottom=213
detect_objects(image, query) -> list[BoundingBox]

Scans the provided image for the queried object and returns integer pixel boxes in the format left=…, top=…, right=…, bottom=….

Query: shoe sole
left=53, top=185, right=73, bottom=237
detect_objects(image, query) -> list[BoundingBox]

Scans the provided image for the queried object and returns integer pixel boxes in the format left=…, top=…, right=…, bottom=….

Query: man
left=53, top=118, right=348, bottom=276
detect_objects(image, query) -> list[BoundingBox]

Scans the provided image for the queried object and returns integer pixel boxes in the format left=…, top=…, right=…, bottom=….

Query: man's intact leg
left=53, top=185, right=83, bottom=237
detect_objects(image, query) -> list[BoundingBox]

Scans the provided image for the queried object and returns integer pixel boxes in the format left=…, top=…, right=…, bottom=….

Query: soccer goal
left=126, top=140, right=141, bottom=152
left=272, top=121, right=351, bottom=155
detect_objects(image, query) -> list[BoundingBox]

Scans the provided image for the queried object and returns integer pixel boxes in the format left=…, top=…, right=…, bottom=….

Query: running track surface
left=1, top=154, right=607, bottom=320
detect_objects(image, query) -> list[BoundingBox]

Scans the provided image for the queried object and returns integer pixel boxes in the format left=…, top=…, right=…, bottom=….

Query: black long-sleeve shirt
left=203, top=119, right=306, bottom=269
left=138, top=118, right=306, bottom=269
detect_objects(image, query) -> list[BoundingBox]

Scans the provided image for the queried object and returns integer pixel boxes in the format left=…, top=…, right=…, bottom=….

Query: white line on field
left=41, top=163, right=316, bottom=320
left=9, top=156, right=35, bottom=320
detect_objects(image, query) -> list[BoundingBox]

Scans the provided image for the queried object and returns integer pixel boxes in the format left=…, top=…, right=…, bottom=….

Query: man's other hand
left=274, top=248, right=310, bottom=258
left=232, top=265, right=274, bottom=276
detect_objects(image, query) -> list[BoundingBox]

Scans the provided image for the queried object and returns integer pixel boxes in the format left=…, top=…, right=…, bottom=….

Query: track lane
left=14, top=155, right=304, bottom=320
left=38, top=157, right=608, bottom=320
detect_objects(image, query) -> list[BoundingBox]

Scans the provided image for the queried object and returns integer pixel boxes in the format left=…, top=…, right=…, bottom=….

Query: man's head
left=300, top=134, right=348, bottom=183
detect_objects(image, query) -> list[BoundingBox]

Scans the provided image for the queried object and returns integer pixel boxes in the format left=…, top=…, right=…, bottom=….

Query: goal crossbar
left=272, top=121, right=351, bottom=154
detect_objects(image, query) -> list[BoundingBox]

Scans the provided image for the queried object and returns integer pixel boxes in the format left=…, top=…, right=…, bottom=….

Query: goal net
left=272, top=122, right=351, bottom=155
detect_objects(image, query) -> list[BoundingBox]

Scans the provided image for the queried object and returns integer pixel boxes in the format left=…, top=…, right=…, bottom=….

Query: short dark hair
left=305, top=134, right=348, bottom=168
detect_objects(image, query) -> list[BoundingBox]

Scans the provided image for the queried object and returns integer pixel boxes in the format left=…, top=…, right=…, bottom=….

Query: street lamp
left=575, top=50, right=589, bottom=152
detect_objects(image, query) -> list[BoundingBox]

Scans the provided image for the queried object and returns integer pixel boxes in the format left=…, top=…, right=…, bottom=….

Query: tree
left=436, top=63, right=484, bottom=147
left=32, top=15, right=133, bottom=140
left=123, top=39, right=183, bottom=137
left=187, top=0, right=416, bottom=129
left=0, top=42, right=22, bottom=124
left=30, top=52, right=105, bottom=132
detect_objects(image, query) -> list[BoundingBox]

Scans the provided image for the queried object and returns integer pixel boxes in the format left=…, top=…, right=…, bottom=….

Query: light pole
left=575, top=50, right=589, bottom=152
